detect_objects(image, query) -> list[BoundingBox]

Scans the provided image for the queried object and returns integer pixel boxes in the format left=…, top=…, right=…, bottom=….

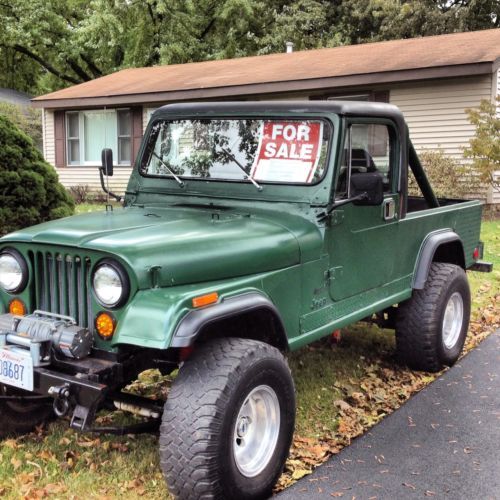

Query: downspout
left=409, top=142, right=439, bottom=208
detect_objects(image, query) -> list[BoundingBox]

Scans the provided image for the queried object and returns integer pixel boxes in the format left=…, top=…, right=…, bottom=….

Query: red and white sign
left=250, top=121, right=323, bottom=183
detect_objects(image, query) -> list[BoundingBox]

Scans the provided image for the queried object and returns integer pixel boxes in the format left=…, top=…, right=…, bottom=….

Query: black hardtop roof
left=153, top=100, right=407, bottom=132
left=155, top=100, right=402, bottom=119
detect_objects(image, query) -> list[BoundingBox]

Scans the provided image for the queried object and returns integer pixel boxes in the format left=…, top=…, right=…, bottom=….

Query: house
left=32, top=29, right=500, bottom=204
left=0, top=88, right=32, bottom=107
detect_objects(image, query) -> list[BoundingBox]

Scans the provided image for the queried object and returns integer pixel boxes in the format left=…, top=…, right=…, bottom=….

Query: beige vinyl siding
left=491, top=70, right=500, bottom=204
left=143, top=106, right=160, bottom=132
left=390, top=75, right=492, bottom=160
left=143, top=106, right=151, bottom=133
left=497, top=68, right=500, bottom=103
left=56, top=167, right=132, bottom=194
left=43, top=109, right=55, bottom=166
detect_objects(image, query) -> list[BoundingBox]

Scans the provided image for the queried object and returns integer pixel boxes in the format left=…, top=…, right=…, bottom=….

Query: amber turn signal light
left=192, top=292, right=219, bottom=308
left=9, top=298, right=26, bottom=316
left=95, top=312, right=116, bottom=339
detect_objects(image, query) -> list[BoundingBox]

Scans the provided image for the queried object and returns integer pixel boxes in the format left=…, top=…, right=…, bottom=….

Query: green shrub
left=0, top=114, right=74, bottom=236
left=464, top=97, right=500, bottom=193
left=0, top=102, right=42, bottom=150
left=408, top=150, right=481, bottom=199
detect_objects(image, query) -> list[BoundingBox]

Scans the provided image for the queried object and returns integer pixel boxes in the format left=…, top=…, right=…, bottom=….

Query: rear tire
left=159, top=338, right=295, bottom=500
left=396, top=263, right=470, bottom=372
left=0, top=385, right=54, bottom=438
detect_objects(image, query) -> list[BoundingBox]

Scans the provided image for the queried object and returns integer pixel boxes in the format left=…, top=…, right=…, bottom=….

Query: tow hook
left=48, top=384, right=71, bottom=417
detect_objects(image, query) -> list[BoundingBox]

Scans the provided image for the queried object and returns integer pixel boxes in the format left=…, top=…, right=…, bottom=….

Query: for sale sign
left=250, top=121, right=323, bottom=183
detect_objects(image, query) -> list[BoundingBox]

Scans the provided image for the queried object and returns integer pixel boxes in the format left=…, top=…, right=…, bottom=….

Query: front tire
left=396, top=262, right=471, bottom=372
left=159, top=338, right=295, bottom=500
left=0, top=385, right=54, bottom=438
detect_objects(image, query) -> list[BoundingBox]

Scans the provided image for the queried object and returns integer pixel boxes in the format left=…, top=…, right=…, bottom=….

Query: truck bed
left=407, top=196, right=476, bottom=213
left=404, top=198, right=483, bottom=270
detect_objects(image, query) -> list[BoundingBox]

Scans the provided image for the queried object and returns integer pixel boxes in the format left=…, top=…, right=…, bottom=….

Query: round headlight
left=0, top=249, right=28, bottom=293
left=92, top=260, right=130, bottom=308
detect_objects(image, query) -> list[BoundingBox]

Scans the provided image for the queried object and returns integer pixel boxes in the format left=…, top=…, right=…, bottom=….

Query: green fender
left=110, top=282, right=288, bottom=351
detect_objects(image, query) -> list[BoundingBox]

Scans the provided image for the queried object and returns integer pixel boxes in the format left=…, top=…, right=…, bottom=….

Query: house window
left=65, top=109, right=131, bottom=166
left=327, top=94, right=370, bottom=101
left=117, top=109, right=131, bottom=164
left=66, top=112, right=80, bottom=165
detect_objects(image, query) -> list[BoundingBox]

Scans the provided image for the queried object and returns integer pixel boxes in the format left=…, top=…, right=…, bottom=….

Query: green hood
left=1, top=206, right=321, bottom=288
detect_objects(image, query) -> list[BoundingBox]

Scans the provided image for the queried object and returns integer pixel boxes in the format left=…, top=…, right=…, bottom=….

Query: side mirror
left=350, top=172, right=384, bottom=206
left=100, top=148, right=114, bottom=177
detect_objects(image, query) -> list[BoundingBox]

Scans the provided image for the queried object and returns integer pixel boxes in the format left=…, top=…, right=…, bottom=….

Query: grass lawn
left=0, top=218, right=498, bottom=499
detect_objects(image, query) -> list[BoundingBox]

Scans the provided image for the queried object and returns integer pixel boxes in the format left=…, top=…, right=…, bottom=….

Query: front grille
left=28, top=251, right=94, bottom=330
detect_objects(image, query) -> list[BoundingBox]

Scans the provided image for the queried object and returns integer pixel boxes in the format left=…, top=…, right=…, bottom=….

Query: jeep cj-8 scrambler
left=0, top=102, right=492, bottom=499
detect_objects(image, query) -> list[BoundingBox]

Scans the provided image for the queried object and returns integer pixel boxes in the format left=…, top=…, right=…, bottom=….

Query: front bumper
left=34, top=365, right=108, bottom=429
left=3, top=348, right=120, bottom=430
left=0, top=312, right=122, bottom=430
left=0, top=311, right=169, bottom=432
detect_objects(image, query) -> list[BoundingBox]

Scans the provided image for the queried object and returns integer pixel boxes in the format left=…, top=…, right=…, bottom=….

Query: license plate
left=0, top=348, right=34, bottom=391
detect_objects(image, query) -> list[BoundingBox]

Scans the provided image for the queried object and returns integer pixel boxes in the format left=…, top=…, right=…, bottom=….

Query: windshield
left=140, top=118, right=331, bottom=185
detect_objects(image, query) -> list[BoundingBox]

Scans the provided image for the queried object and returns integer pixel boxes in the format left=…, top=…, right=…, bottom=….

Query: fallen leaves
left=10, top=457, right=22, bottom=470
left=466, top=294, right=500, bottom=350
left=123, top=478, right=146, bottom=496
left=0, top=422, right=149, bottom=500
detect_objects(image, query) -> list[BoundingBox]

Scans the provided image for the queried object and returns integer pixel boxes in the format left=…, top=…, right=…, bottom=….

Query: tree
left=0, top=115, right=74, bottom=236
left=464, top=96, right=500, bottom=192
left=317, top=0, right=500, bottom=45
left=0, top=0, right=285, bottom=92
left=257, top=0, right=345, bottom=54
left=1, top=0, right=498, bottom=95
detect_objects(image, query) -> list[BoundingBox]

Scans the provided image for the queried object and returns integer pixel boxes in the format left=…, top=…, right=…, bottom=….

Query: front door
left=326, top=120, right=402, bottom=301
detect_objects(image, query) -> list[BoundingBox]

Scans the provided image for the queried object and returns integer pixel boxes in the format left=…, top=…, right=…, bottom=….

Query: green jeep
left=0, top=102, right=492, bottom=499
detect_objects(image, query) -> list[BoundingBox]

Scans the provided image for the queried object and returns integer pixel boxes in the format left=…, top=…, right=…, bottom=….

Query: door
left=326, top=120, right=402, bottom=302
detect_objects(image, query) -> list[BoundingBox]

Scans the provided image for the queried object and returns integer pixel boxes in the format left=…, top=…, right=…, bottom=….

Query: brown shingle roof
left=33, top=29, right=500, bottom=107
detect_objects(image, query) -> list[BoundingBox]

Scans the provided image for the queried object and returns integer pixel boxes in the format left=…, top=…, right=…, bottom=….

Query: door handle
left=383, top=198, right=396, bottom=221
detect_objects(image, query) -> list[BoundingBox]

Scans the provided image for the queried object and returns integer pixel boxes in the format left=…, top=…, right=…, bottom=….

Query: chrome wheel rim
left=442, top=292, right=464, bottom=349
left=233, top=384, right=280, bottom=478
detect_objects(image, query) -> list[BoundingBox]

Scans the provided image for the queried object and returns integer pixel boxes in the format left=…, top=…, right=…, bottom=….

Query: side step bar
left=469, top=261, right=493, bottom=273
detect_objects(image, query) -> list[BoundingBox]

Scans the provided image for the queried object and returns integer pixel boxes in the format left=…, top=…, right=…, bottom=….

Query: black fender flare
left=412, top=230, right=465, bottom=289
left=170, top=292, right=288, bottom=348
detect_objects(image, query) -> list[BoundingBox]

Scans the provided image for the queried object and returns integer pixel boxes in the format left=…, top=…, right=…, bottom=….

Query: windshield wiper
left=220, top=146, right=262, bottom=192
left=151, top=151, right=185, bottom=187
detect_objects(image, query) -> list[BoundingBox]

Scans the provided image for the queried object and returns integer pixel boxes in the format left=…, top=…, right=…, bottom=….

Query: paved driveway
left=279, top=330, right=500, bottom=499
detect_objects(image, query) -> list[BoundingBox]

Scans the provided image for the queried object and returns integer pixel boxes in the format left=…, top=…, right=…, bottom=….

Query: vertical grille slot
left=29, top=250, right=92, bottom=329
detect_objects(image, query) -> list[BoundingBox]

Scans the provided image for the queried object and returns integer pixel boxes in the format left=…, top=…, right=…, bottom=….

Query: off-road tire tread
left=396, top=263, right=469, bottom=372
left=159, top=337, right=293, bottom=500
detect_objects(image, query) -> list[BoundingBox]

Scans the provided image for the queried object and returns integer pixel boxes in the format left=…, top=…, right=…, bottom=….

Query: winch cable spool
left=10, top=311, right=93, bottom=360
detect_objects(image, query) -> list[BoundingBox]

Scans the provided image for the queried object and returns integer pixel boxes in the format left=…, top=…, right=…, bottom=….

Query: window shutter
left=54, top=111, right=66, bottom=167
left=131, top=107, right=143, bottom=164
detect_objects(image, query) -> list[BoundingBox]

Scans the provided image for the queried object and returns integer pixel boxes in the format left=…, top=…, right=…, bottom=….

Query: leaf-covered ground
left=0, top=220, right=498, bottom=499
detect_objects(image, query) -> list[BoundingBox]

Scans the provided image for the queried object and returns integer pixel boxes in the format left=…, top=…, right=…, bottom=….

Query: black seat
left=351, top=148, right=377, bottom=172
left=337, top=148, right=378, bottom=196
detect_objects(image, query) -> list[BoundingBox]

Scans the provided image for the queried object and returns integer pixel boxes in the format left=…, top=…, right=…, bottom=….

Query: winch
left=0, top=311, right=93, bottom=366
